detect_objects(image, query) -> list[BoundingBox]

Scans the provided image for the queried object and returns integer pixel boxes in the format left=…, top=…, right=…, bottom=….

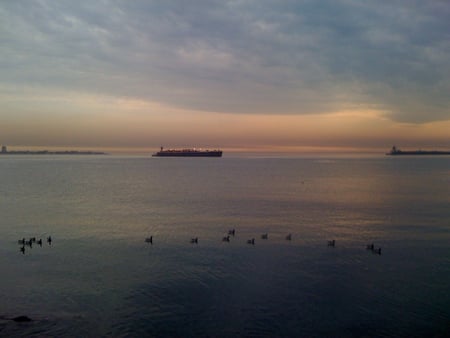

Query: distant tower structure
left=1, top=145, right=7, bottom=153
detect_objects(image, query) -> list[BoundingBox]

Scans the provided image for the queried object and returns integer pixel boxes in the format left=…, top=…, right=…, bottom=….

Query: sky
left=1, top=0, right=449, bottom=153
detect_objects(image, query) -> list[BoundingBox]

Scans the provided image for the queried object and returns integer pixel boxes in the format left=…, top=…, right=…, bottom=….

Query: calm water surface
left=0, top=154, right=449, bottom=337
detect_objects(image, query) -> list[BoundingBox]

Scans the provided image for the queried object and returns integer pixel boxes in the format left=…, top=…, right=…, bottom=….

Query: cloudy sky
left=1, top=0, right=449, bottom=152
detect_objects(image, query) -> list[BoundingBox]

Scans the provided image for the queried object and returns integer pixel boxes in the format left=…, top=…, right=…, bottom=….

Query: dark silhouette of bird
left=261, top=233, right=268, bottom=239
left=145, top=236, right=153, bottom=244
left=327, top=240, right=335, bottom=247
left=190, top=237, right=198, bottom=244
left=247, top=238, right=255, bottom=245
left=286, top=234, right=292, bottom=240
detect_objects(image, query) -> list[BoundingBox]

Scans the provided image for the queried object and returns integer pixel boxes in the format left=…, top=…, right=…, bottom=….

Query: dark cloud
left=1, top=0, right=449, bottom=122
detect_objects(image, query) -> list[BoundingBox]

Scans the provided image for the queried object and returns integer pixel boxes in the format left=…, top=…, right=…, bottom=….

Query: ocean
left=0, top=154, right=449, bottom=337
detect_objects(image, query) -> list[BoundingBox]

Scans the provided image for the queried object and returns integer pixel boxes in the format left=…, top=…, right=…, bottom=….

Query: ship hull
left=386, top=146, right=450, bottom=156
left=152, top=151, right=222, bottom=157
left=387, top=151, right=450, bottom=156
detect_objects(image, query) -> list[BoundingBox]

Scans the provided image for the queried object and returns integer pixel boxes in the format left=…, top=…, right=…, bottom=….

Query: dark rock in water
left=12, top=315, right=32, bottom=322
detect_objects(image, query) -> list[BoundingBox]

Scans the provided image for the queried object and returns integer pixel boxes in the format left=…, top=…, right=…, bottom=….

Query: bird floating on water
left=366, top=243, right=381, bottom=255
left=327, top=240, right=335, bottom=247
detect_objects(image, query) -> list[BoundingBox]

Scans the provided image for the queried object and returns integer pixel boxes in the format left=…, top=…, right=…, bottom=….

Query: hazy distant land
left=0, top=146, right=107, bottom=155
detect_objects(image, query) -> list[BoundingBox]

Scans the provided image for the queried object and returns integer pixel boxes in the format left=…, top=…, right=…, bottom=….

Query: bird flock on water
left=145, top=229, right=382, bottom=255
left=16, top=232, right=382, bottom=256
left=17, top=236, right=52, bottom=254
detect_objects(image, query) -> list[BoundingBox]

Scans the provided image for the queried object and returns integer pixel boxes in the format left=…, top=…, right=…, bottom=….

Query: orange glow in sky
left=1, top=1, right=449, bottom=153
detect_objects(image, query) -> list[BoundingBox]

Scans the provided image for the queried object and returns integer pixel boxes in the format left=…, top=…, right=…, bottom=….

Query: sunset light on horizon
left=1, top=1, right=449, bottom=153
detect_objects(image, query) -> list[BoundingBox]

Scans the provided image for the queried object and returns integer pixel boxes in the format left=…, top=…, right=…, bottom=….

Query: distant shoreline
left=0, top=150, right=107, bottom=155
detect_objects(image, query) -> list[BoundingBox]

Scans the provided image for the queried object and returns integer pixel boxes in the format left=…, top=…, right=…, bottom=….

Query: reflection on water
left=0, top=155, right=449, bottom=337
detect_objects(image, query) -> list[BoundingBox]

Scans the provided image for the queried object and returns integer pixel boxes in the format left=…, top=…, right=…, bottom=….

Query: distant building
left=1, top=145, right=7, bottom=153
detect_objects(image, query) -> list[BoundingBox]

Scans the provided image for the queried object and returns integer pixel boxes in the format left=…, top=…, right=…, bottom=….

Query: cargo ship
left=386, top=146, right=450, bottom=156
left=152, top=147, right=222, bottom=157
